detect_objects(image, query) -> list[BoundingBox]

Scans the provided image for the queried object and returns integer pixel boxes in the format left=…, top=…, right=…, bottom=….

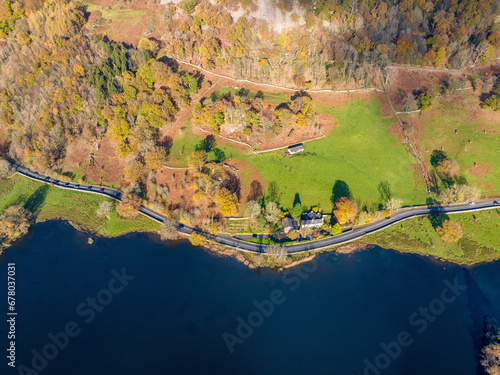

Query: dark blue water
left=1, top=221, right=499, bottom=375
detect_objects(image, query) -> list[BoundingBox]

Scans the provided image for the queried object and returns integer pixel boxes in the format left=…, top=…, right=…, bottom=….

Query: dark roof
left=283, top=217, right=298, bottom=229
left=301, top=211, right=322, bottom=220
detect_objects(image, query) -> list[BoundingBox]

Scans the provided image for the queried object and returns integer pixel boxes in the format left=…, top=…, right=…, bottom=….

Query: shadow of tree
left=247, top=180, right=263, bottom=202
left=428, top=213, right=449, bottom=229
left=378, top=180, right=392, bottom=203
left=293, top=193, right=301, bottom=207
left=23, top=185, right=50, bottom=217
left=331, top=180, right=351, bottom=204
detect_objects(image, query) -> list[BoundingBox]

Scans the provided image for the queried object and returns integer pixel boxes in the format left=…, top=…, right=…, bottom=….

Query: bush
left=417, top=93, right=434, bottom=111
left=331, top=223, right=342, bottom=235
left=181, top=0, right=198, bottom=14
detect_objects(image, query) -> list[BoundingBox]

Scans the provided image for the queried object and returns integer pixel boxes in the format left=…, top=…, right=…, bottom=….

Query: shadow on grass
left=23, top=185, right=50, bottom=217
left=331, top=180, right=351, bottom=204
left=428, top=213, right=449, bottom=229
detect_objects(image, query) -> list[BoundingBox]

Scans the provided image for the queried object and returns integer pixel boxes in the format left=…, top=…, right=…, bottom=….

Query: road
left=11, top=163, right=500, bottom=254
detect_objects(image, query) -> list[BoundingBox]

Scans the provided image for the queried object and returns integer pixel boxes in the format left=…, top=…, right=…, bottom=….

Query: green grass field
left=408, top=93, right=500, bottom=197
left=0, top=175, right=158, bottom=237
left=356, top=209, right=500, bottom=264
left=85, top=3, right=147, bottom=25
left=211, top=86, right=288, bottom=104
left=241, top=99, right=428, bottom=211
left=168, top=123, right=244, bottom=167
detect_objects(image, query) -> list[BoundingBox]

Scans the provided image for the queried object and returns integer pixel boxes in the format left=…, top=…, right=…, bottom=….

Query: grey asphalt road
left=11, top=163, right=500, bottom=254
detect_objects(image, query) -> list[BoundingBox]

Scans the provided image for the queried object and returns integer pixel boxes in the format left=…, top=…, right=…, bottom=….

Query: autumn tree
left=187, top=149, right=208, bottom=171
left=144, top=146, right=168, bottom=171
left=436, top=220, right=463, bottom=243
left=216, top=187, right=239, bottom=216
left=384, top=198, right=403, bottom=214
left=438, top=185, right=480, bottom=204
left=334, top=197, right=358, bottom=225
left=189, top=232, right=205, bottom=247
left=96, top=201, right=113, bottom=219
left=124, top=160, right=144, bottom=183
left=0, top=159, right=14, bottom=181
left=245, top=200, right=262, bottom=222
left=435, top=158, right=460, bottom=179
left=116, top=193, right=142, bottom=217
left=265, top=201, right=281, bottom=224
left=159, top=218, right=178, bottom=241
left=0, top=205, right=32, bottom=248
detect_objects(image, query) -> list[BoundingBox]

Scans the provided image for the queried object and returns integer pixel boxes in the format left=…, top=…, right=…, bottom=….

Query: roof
left=288, top=144, right=304, bottom=154
left=301, top=211, right=322, bottom=220
left=283, top=217, right=298, bottom=228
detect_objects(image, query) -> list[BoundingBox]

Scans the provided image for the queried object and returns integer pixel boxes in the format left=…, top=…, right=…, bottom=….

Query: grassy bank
left=0, top=175, right=159, bottom=237
left=355, top=209, right=500, bottom=264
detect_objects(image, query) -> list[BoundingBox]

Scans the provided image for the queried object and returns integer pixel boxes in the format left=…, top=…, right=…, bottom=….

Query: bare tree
left=96, top=201, right=113, bottom=219
left=0, top=159, right=14, bottom=182
left=159, top=218, right=179, bottom=241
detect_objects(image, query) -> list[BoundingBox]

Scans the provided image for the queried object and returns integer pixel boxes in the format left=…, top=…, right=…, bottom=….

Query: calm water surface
left=1, top=220, right=499, bottom=375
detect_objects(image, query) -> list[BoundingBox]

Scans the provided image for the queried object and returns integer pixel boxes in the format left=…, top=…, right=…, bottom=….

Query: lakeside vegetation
left=0, top=175, right=158, bottom=238
left=356, top=209, right=500, bottom=264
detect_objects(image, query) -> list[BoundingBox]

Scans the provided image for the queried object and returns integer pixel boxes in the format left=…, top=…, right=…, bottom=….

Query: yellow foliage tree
left=334, top=197, right=358, bottom=225
left=436, top=220, right=463, bottom=243
left=216, top=187, right=239, bottom=216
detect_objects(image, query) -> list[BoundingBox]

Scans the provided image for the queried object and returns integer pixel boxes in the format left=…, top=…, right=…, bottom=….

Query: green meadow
left=242, top=99, right=428, bottom=210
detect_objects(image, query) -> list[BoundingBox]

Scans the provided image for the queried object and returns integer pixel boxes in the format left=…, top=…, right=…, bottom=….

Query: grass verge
left=0, top=175, right=159, bottom=237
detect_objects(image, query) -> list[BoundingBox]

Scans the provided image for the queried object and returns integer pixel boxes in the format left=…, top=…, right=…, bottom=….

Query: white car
left=469, top=202, right=476, bottom=205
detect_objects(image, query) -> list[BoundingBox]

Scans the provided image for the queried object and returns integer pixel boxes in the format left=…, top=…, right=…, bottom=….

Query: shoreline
left=3, top=217, right=499, bottom=270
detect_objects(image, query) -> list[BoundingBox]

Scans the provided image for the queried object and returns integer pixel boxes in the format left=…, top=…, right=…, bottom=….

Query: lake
left=1, top=220, right=499, bottom=375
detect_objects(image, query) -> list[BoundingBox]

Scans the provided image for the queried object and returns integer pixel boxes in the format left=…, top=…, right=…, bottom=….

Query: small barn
left=287, top=143, right=304, bottom=155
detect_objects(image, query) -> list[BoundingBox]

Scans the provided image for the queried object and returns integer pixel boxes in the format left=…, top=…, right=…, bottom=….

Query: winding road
left=11, top=163, right=500, bottom=254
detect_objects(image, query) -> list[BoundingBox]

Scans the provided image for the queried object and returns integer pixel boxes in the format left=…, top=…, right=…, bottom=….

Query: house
left=283, top=217, right=299, bottom=233
left=301, top=211, right=324, bottom=227
left=287, top=143, right=304, bottom=155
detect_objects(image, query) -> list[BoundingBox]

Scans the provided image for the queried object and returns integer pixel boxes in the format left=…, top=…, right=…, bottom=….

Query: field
left=240, top=98, right=428, bottom=211
left=0, top=175, right=159, bottom=237
left=85, top=3, right=147, bottom=25
left=356, top=209, right=500, bottom=264
left=405, top=93, right=500, bottom=197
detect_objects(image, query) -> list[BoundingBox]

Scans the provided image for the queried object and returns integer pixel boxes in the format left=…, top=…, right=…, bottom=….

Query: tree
left=482, top=94, right=500, bottom=111
left=189, top=232, right=205, bottom=247
left=96, top=201, right=113, bottom=219
left=265, top=201, right=281, bottom=224
left=417, top=93, right=434, bottom=111
left=334, top=197, right=358, bottom=225
left=0, top=205, right=32, bottom=248
left=216, top=188, right=239, bottom=216
left=181, top=0, right=197, bottom=14
left=436, top=220, right=463, bottom=243
left=124, top=160, right=143, bottom=183
left=187, top=149, right=208, bottom=171
left=245, top=200, right=261, bottom=221
left=384, top=198, right=403, bottom=214
left=435, top=158, right=460, bottom=178
left=144, top=146, right=167, bottom=171
left=159, top=218, right=178, bottom=241
left=438, top=184, right=480, bottom=204
left=331, top=222, right=342, bottom=235
left=0, top=159, right=14, bottom=181
left=116, top=193, right=142, bottom=217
